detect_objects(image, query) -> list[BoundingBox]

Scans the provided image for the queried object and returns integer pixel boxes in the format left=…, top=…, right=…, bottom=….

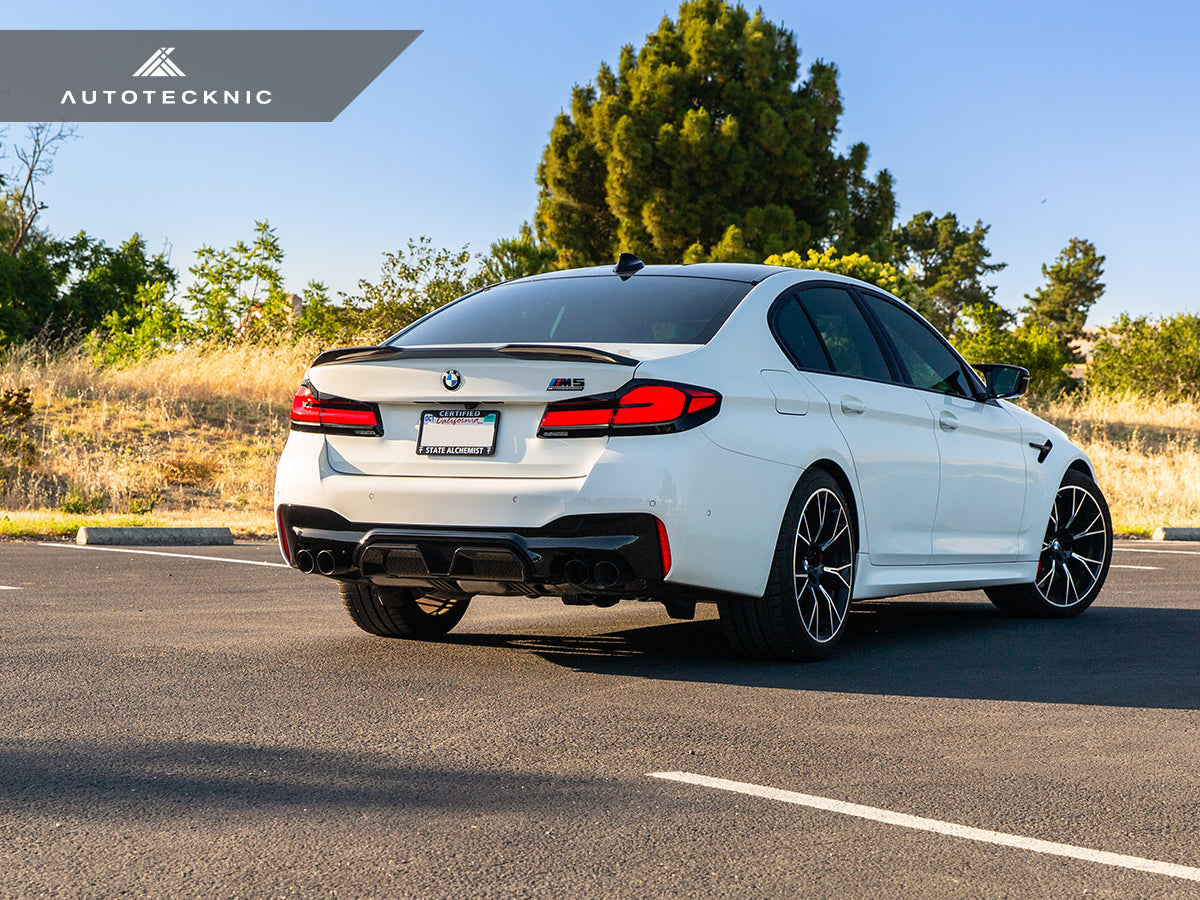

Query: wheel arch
left=805, top=458, right=863, bottom=554
left=1065, top=457, right=1096, bottom=483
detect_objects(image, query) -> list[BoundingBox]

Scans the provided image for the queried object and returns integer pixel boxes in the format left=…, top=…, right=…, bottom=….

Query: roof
left=518, top=262, right=790, bottom=285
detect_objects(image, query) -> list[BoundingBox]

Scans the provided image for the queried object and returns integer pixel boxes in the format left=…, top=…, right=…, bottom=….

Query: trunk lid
left=306, top=344, right=695, bottom=478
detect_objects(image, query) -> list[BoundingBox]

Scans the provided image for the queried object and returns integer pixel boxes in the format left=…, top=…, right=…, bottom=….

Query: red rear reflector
left=656, top=517, right=672, bottom=576
left=276, top=507, right=291, bottom=562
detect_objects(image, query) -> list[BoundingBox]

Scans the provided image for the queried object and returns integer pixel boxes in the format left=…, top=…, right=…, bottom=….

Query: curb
left=1152, top=527, right=1200, bottom=542
left=76, top=527, right=235, bottom=546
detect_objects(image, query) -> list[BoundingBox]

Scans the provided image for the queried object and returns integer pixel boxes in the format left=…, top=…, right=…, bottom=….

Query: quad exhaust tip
left=563, top=558, right=590, bottom=588
left=295, top=547, right=347, bottom=576
left=316, top=549, right=338, bottom=576
left=563, top=558, right=626, bottom=590
left=594, top=560, right=621, bottom=589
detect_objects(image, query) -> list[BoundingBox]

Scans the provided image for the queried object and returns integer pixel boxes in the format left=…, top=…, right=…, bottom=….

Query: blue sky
left=8, top=0, right=1200, bottom=325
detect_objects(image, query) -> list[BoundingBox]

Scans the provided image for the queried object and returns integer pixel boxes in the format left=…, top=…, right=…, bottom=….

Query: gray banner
left=0, top=30, right=421, bottom=122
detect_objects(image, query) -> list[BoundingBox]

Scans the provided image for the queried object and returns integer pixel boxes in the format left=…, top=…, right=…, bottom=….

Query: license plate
left=416, top=409, right=499, bottom=456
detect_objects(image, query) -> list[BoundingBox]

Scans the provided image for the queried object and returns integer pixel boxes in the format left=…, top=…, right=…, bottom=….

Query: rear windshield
left=390, top=274, right=753, bottom=346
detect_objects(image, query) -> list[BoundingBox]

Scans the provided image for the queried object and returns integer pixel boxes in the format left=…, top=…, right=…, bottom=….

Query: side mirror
left=975, top=363, right=1030, bottom=400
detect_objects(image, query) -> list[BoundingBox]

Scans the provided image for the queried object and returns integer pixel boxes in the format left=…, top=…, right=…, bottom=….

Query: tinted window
left=864, top=295, right=974, bottom=398
left=773, top=295, right=832, bottom=371
left=798, top=287, right=892, bottom=381
left=391, top=275, right=753, bottom=346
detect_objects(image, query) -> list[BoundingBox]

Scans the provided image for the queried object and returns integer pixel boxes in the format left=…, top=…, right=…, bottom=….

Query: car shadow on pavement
left=0, top=738, right=614, bottom=822
left=448, top=598, right=1200, bottom=710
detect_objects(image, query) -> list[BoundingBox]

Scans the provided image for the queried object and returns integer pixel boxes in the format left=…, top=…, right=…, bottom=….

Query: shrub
left=764, top=248, right=935, bottom=321
left=1087, top=313, right=1200, bottom=401
left=953, top=304, right=1075, bottom=398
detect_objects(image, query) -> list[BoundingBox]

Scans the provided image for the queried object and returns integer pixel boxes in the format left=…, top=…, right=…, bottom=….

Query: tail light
left=538, top=380, right=721, bottom=438
left=290, top=383, right=383, bottom=436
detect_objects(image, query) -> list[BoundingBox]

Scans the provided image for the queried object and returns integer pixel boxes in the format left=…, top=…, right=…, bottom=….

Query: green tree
left=535, top=0, right=895, bottom=267
left=348, top=237, right=488, bottom=341
left=953, top=303, right=1074, bottom=398
left=0, top=250, right=57, bottom=347
left=0, top=231, right=175, bottom=348
left=481, top=223, right=556, bottom=283
left=892, top=211, right=1006, bottom=335
left=1021, top=237, right=1105, bottom=356
left=764, top=248, right=933, bottom=320
left=291, top=281, right=366, bottom=346
left=185, top=221, right=290, bottom=343
left=89, top=281, right=187, bottom=365
left=50, top=232, right=177, bottom=336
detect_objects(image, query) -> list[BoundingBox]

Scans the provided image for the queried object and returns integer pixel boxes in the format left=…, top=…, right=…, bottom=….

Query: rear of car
left=273, top=265, right=781, bottom=617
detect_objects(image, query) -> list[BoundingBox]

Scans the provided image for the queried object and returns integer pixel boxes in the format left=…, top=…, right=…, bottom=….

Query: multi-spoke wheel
left=340, top=582, right=471, bottom=638
left=986, top=469, right=1112, bottom=618
left=719, top=468, right=856, bottom=661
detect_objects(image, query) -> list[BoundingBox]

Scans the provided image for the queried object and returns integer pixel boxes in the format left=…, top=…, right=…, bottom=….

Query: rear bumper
left=273, top=427, right=802, bottom=598
left=278, top=504, right=669, bottom=597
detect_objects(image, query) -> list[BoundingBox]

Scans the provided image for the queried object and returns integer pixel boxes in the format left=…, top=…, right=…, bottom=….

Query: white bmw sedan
left=274, top=256, right=1112, bottom=661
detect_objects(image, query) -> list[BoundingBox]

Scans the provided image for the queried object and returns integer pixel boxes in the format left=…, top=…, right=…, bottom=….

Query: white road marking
left=0, top=585, right=20, bottom=590
left=1114, top=547, right=1200, bottom=556
left=40, top=543, right=289, bottom=568
left=649, top=772, right=1200, bottom=883
left=1110, top=564, right=1161, bottom=570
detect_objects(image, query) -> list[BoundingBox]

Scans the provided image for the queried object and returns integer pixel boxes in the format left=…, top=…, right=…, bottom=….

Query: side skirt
left=851, top=552, right=1038, bottom=600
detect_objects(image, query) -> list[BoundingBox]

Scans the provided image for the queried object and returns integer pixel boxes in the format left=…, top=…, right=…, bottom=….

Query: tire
left=986, top=469, right=1112, bottom=618
left=719, top=468, right=856, bottom=661
left=339, top=582, right=471, bottom=639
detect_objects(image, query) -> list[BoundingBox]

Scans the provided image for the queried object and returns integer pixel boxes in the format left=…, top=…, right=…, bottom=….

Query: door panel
left=926, top=394, right=1028, bottom=563
left=805, top=373, right=938, bottom=566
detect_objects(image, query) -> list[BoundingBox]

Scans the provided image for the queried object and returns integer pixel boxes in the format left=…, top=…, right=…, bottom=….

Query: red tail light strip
left=290, top=384, right=383, bottom=436
left=538, top=380, right=721, bottom=438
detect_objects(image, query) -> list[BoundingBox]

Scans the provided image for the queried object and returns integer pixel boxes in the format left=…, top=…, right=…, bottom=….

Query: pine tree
left=1021, top=238, right=1105, bottom=356
left=535, top=0, right=895, bottom=267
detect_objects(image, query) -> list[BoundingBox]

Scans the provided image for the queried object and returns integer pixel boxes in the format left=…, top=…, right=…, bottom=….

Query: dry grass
left=0, top=343, right=315, bottom=538
left=2, top=344, right=1195, bottom=539
left=1031, top=393, right=1200, bottom=535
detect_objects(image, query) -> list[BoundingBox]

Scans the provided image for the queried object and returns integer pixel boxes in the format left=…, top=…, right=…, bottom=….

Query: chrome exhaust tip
left=295, top=548, right=315, bottom=574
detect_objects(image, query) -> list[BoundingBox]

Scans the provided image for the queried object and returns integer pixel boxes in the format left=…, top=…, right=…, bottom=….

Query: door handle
left=938, top=410, right=960, bottom=431
left=840, top=396, right=866, bottom=416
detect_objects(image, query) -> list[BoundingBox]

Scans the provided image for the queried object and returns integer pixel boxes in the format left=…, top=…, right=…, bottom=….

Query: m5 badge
left=547, top=377, right=585, bottom=391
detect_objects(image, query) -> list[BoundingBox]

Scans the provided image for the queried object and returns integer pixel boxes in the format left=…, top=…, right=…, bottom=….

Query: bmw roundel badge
left=442, top=369, right=462, bottom=391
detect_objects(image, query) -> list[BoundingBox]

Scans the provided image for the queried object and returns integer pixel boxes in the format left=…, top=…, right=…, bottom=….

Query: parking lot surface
left=1, top=539, right=1198, bottom=898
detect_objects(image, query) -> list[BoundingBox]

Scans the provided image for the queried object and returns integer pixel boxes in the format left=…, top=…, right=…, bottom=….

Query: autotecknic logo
left=132, top=47, right=186, bottom=78
left=0, top=31, right=420, bottom=122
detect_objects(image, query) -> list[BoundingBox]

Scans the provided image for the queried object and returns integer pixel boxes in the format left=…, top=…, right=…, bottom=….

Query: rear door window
left=796, top=287, right=893, bottom=382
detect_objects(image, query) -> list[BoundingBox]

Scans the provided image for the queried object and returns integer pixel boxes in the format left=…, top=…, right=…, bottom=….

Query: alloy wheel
left=1036, top=483, right=1109, bottom=608
left=792, top=487, right=854, bottom=643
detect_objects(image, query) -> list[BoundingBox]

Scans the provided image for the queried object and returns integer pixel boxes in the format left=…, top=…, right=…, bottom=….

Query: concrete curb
left=1152, top=527, right=1200, bottom=542
left=76, top=527, right=235, bottom=546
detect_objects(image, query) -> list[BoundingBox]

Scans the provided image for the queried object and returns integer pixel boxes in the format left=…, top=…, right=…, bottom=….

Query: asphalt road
left=1, top=539, right=1198, bottom=899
